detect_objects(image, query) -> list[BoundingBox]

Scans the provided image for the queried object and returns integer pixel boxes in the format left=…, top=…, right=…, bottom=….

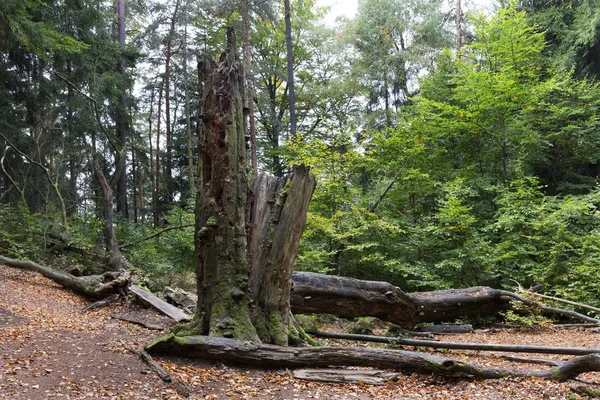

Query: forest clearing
left=3, top=0, right=600, bottom=398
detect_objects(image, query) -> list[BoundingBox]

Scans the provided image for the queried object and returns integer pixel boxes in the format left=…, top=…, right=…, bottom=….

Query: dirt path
left=1, top=265, right=600, bottom=399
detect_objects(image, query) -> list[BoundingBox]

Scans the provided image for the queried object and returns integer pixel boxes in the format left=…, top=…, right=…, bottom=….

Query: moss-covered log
left=146, top=334, right=508, bottom=379
left=0, top=255, right=129, bottom=299
left=146, top=334, right=600, bottom=381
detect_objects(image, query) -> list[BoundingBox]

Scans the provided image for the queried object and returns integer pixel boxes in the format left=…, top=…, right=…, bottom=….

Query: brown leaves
left=2, top=266, right=600, bottom=399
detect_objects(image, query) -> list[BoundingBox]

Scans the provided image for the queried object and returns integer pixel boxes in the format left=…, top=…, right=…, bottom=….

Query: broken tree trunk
left=0, top=255, right=129, bottom=299
left=190, top=27, right=259, bottom=342
left=247, top=167, right=316, bottom=345
left=146, top=334, right=600, bottom=381
left=290, top=272, right=417, bottom=327
left=290, top=273, right=509, bottom=328
left=290, top=273, right=600, bottom=328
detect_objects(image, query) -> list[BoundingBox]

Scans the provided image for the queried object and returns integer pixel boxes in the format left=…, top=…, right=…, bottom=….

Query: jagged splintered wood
left=193, top=26, right=316, bottom=345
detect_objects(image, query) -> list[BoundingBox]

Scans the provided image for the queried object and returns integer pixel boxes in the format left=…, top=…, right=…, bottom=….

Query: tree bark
left=290, top=272, right=418, bottom=328
left=284, top=0, right=297, bottom=139
left=92, top=160, right=130, bottom=271
left=190, top=27, right=259, bottom=342
left=164, top=0, right=181, bottom=205
left=290, top=273, right=599, bottom=327
left=116, top=0, right=128, bottom=219
left=247, top=167, right=316, bottom=345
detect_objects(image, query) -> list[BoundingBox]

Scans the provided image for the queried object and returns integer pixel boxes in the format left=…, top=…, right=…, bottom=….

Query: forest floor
left=1, top=266, right=600, bottom=400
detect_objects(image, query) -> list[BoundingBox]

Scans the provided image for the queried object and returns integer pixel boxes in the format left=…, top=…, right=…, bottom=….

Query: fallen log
left=146, top=333, right=508, bottom=379
left=292, top=369, right=398, bottom=385
left=0, top=255, right=129, bottom=299
left=291, top=273, right=511, bottom=327
left=291, top=272, right=600, bottom=327
left=311, top=330, right=600, bottom=356
left=415, top=324, right=473, bottom=334
left=145, top=333, right=600, bottom=381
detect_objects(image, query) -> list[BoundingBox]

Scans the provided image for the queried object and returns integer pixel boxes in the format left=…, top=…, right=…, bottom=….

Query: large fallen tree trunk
left=3, top=255, right=598, bottom=328
left=290, top=272, right=600, bottom=327
left=291, top=273, right=511, bottom=327
left=146, top=333, right=600, bottom=381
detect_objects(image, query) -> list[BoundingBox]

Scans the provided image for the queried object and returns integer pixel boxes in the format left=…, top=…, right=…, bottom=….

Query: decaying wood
left=291, top=272, right=417, bottom=328
left=292, top=369, right=399, bottom=385
left=291, top=273, right=600, bottom=328
left=500, top=355, right=562, bottom=366
left=120, top=340, right=190, bottom=397
left=84, top=294, right=120, bottom=311
left=146, top=334, right=600, bottom=381
left=311, top=330, right=600, bottom=356
left=415, top=324, right=473, bottom=334
left=247, top=167, right=316, bottom=345
left=0, top=255, right=129, bottom=299
left=529, top=292, right=600, bottom=314
left=499, top=290, right=600, bottom=325
left=146, top=333, right=509, bottom=379
left=113, top=315, right=164, bottom=330
left=129, top=285, right=191, bottom=322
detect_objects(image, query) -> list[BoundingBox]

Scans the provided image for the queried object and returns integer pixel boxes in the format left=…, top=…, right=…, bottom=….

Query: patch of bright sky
left=318, top=0, right=498, bottom=26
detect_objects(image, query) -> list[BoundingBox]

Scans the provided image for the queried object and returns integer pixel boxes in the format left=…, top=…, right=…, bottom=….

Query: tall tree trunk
left=183, top=0, right=195, bottom=194
left=92, top=160, right=129, bottom=271
left=66, top=60, right=78, bottom=216
left=154, top=78, right=164, bottom=227
left=116, top=0, right=129, bottom=219
left=242, top=0, right=258, bottom=177
left=284, top=0, right=297, bottom=140
left=164, top=0, right=181, bottom=205
left=456, top=0, right=462, bottom=50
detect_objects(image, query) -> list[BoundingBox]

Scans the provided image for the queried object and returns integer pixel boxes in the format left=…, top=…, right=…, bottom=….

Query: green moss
left=144, top=333, right=175, bottom=351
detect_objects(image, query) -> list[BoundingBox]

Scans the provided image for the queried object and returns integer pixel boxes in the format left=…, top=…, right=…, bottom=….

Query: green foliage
left=120, top=206, right=195, bottom=292
left=0, top=204, right=45, bottom=259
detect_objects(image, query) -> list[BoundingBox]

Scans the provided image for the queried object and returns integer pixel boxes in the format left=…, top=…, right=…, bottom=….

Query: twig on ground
left=120, top=339, right=190, bottom=397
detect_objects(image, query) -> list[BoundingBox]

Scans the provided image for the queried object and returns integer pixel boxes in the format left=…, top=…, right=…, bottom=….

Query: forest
left=2, top=0, right=600, bottom=397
